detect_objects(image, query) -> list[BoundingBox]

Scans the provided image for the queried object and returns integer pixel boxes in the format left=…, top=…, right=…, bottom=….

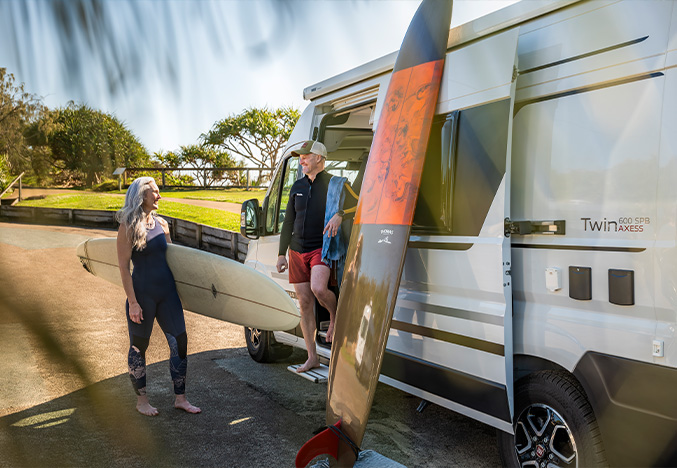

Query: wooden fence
left=0, top=172, right=25, bottom=205
left=123, top=167, right=272, bottom=190
left=0, top=206, right=249, bottom=262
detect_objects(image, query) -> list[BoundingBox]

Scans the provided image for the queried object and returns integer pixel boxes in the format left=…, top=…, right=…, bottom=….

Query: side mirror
left=240, top=198, right=261, bottom=239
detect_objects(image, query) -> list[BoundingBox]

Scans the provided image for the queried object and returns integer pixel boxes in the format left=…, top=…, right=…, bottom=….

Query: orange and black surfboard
left=295, top=1, right=453, bottom=466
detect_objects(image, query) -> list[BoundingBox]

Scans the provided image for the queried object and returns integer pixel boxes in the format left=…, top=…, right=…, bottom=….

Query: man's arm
left=279, top=193, right=295, bottom=256
left=277, top=192, right=296, bottom=272
left=323, top=182, right=359, bottom=237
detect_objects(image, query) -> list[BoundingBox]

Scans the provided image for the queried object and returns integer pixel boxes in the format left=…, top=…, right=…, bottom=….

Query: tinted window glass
left=278, top=157, right=299, bottom=232
left=265, top=166, right=283, bottom=234
left=413, top=99, right=510, bottom=236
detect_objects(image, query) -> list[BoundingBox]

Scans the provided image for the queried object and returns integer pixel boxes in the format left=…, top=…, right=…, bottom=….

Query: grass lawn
left=107, top=188, right=266, bottom=204
left=17, top=194, right=242, bottom=231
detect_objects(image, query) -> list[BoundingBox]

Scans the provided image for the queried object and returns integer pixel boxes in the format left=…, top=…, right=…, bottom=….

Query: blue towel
left=322, top=176, right=348, bottom=287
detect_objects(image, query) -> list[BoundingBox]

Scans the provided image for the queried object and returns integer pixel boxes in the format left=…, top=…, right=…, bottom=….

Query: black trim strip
left=381, top=350, right=511, bottom=423
left=521, top=36, right=649, bottom=74
left=397, top=303, right=504, bottom=326
left=408, top=241, right=473, bottom=250
left=514, top=72, right=664, bottom=115
left=406, top=241, right=645, bottom=253
left=391, top=320, right=504, bottom=356
left=512, top=243, right=646, bottom=253
left=323, top=127, right=373, bottom=132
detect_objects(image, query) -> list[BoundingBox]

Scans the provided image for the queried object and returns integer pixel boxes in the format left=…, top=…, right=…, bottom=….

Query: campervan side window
left=265, top=156, right=298, bottom=235
left=413, top=99, right=510, bottom=236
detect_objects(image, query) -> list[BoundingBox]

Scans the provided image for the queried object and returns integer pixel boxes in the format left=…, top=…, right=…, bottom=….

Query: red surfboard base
left=295, top=420, right=360, bottom=468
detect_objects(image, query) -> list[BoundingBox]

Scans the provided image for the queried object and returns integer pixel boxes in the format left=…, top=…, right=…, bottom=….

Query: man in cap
left=277, top=140, right=344, bottom=372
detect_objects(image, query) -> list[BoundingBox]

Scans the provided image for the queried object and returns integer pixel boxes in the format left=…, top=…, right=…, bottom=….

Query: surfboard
left=295, top=1, right=452, bottom=466
left=76, top=237, right=300, bottom=331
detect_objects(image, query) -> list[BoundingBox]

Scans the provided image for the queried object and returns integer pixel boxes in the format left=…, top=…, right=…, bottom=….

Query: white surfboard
left=76, top=238, right=300, bottom=331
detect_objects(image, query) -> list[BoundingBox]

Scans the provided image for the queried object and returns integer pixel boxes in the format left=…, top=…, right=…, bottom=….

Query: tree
left=27, top=102, right=150, bottom=186
left=0, top=154, right=10, bottom=192
left=155, top=145, right=242, bottom=187
left=0, top=68, right=46, bottom=174
left=201, top=106, right=300, bottom=175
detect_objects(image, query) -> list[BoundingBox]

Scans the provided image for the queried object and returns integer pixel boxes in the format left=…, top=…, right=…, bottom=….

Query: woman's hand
left=128, top=302, right=143, bottom=324
left=323, top=213, right=343, bottom=238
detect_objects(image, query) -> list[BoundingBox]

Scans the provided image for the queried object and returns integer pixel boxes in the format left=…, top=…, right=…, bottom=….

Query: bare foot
left=174, top=395, right=201, bottom=414
left=136, top=396, right=159, bottom=416
left=296, top=356, right=320, bottom=373
left=326, top=321, right=335, bottom=343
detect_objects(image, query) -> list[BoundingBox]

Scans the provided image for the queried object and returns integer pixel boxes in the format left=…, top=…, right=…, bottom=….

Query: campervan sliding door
left=380, top=28, right=519, bottom=433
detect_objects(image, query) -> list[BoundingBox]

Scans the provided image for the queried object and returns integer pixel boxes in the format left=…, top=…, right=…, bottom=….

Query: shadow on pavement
left=0, top=348, right=313, bottom=468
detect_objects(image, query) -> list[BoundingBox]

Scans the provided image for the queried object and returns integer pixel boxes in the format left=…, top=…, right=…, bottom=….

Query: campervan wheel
left=498, top=370, right=607, bottom=468
left=244, top=327, right=293, bottom=363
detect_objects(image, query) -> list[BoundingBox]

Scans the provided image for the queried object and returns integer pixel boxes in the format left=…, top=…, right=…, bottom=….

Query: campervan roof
left=303, top=0, right=580, bottom=101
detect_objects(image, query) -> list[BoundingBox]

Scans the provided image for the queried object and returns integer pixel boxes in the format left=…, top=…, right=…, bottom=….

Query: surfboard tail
left=295, top=420, right=360, bottom=468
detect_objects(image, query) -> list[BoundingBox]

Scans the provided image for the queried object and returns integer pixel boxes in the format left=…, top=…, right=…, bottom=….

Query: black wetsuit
left=126, top=219, right=187, bottom=395
left=279, top=170, right=332, bottom=256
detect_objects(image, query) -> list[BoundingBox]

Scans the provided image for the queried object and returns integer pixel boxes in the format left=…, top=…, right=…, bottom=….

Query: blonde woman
left=116, top=177, right=200, bottom=416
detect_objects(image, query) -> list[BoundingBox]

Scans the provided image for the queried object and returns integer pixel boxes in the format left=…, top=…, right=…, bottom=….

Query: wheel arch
left=514, top=353, right=570, bottom=382
left=513, top=352, right=677, bottom=466
left=571, top=351, right=677, bottom=467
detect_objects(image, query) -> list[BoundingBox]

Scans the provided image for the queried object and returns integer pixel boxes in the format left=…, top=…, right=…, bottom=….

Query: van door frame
left=379, top=27, right=520, bottom=434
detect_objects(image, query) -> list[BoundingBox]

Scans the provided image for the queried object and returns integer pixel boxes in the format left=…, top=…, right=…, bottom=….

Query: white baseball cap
left=291, top=140, right=327, bottom=158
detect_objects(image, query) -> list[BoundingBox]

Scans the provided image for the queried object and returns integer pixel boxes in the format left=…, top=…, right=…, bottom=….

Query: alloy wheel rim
left=514, top=403, right=577, bottom=467
left=248, top=328, right=262, bottom=349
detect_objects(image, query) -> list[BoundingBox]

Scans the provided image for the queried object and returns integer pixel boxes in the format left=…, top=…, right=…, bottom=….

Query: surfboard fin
left=295, top=420, right=360, bottom=468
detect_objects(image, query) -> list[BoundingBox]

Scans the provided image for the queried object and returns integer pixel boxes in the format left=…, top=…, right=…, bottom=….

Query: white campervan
left=240, top=1, right=677, bottom=465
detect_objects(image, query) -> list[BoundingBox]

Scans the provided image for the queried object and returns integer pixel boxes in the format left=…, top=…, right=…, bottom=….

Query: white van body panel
left=656, top=67, right=677, bottom=367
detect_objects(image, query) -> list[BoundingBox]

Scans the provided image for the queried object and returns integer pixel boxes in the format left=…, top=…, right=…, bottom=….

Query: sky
left=0, top=0, right=518, bottom=157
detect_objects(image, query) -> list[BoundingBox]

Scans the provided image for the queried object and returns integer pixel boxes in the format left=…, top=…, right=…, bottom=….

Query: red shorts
left=288, top=248, right=327, bottom=284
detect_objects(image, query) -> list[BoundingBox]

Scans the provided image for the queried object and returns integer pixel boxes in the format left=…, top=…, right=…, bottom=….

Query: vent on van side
left=609, top=269, right=635, bottom=306
left=569, top=266, right=592, bottom=301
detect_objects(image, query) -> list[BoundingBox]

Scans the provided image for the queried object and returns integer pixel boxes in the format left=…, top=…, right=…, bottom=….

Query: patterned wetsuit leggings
left=126, top=291, right=187, bottom=395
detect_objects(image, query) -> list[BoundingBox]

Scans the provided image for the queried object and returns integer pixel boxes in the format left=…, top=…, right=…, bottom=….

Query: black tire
left=243, top=327, right=293, bottom=363
left=498, top=371, right=607, bottom=468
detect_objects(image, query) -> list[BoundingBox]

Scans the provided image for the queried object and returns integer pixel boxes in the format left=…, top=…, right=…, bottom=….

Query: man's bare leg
left=294, top=281, right=320, bottom=372
left=310, top=265, right=337, bottom=343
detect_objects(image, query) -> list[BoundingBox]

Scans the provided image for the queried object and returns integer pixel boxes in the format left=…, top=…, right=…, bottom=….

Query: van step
left=287, top=364, right=329, bottom=383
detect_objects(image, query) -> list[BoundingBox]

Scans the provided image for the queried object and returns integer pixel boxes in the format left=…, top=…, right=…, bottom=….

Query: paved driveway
left=0, top=222, right=500, bottom=467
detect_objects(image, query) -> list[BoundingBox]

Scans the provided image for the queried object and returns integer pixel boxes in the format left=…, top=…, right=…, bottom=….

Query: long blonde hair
left=115, top=176, right=155, bottom=250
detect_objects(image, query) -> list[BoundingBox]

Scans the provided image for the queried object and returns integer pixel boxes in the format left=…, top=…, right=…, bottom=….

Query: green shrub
left=130, top=170, right=194, bottom=186
left=0, top=155, right=11, bottom=192
left=91, top=179, right=120, bottom=192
